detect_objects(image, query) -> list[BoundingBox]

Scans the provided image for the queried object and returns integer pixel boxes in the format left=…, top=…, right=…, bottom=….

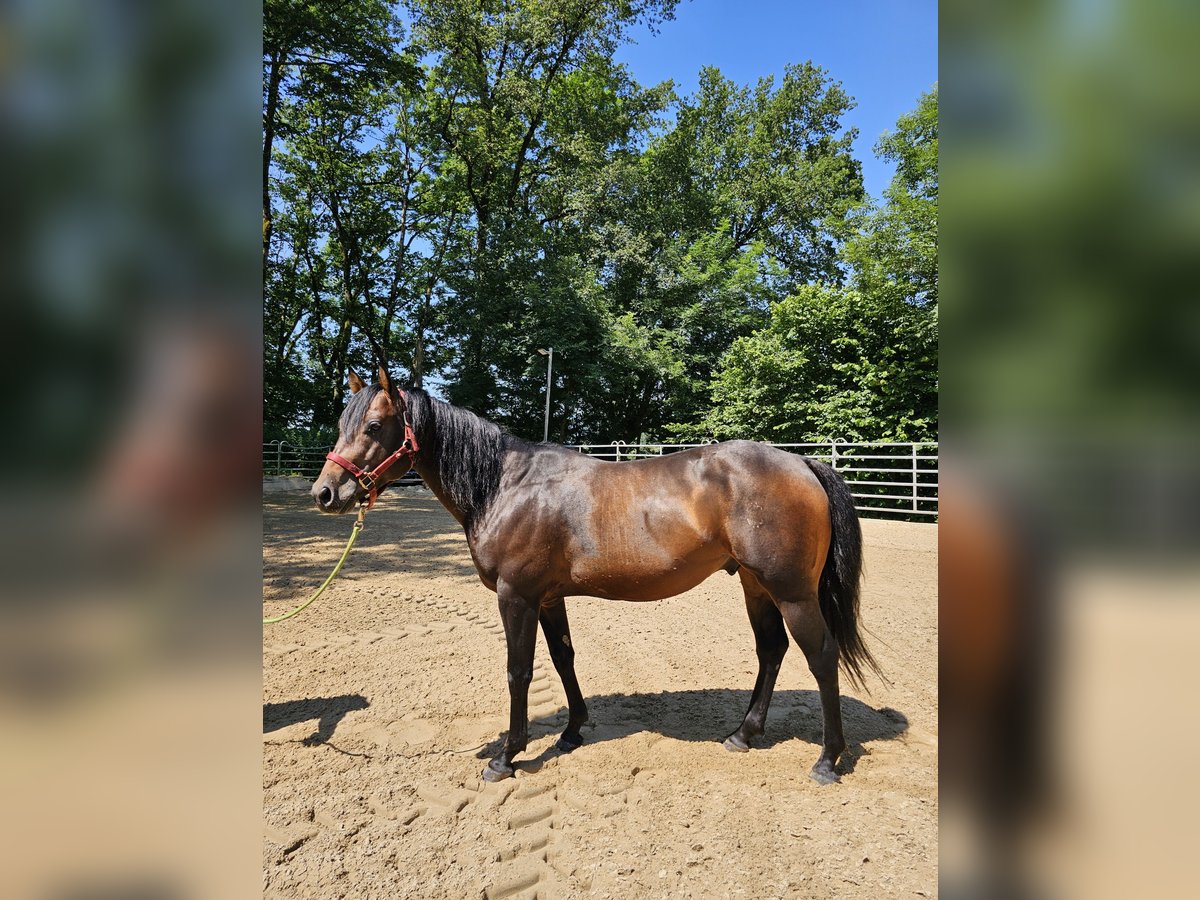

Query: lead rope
left=263, top=503, right=367, bottom=625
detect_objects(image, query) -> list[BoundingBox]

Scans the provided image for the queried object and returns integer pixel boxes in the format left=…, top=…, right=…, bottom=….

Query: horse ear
left=377, top=365, right=395, bottom=398
left=348, top=368, right=365, bottom=394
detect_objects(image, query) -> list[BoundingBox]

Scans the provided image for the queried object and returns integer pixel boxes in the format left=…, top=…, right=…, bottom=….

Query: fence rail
left=264, top=439, right=938, bottom=520
left=263, top=441, right=330, bottom=479
left=567, top=441, right=938, bottom=520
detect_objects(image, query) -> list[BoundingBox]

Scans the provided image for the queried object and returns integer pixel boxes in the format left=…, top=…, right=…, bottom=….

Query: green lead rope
left=263, top=507, right=366, bottom=625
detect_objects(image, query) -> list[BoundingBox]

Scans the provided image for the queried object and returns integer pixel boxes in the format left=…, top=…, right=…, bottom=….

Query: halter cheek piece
left=325, top=390, right=420, bottom=511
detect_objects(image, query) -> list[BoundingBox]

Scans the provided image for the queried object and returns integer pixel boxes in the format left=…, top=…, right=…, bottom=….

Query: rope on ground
left=263, top=506, right=366, bottom=625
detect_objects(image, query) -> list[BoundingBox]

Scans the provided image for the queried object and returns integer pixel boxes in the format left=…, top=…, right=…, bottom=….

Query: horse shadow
left=490, top=689, right=909, bottom=776
left=263, top=694, right=369, bottom=747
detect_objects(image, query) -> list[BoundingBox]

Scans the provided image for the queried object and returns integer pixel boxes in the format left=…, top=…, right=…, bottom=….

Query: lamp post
left=536, top=347, right=554, bottom=442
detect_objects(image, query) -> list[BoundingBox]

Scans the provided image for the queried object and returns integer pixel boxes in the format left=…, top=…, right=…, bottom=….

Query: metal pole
left=542, top=347, right=553, bottom=442
left=912, top=443, right=919, bottom=513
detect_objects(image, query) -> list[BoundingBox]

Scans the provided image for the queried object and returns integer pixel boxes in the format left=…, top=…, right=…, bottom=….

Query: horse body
left=313, top=372, right=882, bottom=785
left=465, top=441, right=828, bottom=605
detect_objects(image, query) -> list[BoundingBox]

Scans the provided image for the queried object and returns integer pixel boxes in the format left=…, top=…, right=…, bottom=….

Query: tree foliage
left=687, top=86, right=938, bottom=442
left=843, top=87, right=937, bottom=308
left=264, top=0, right=936, bottom=445
left=690, top=284, right=936, bottom=441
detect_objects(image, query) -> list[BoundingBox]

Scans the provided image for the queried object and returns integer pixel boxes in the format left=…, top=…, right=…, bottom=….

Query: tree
left=685, top=88, right=938, bottom=442
left=587, top=64, right=865, bottom=434
left=263, top=0, right=418, bottom=268
left=264, top=0, right=429, bottom=430
left=407, top=0, right=681, bottom=421
left=691, top=285, right=936, bottom=441
left=262, top=4, right=932, bottom=445
left=842, top=86, right=937, bottom=307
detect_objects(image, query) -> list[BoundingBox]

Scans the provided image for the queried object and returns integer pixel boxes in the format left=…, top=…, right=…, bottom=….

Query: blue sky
left=614, top=0, right=938, bottom=200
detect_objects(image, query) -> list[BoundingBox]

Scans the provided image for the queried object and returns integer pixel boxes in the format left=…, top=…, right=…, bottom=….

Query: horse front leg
left=483, top=583, right=539, bottom=782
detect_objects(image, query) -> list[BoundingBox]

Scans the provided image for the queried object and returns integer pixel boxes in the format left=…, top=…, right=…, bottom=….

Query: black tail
left=804, top=458, right=884, bottom=691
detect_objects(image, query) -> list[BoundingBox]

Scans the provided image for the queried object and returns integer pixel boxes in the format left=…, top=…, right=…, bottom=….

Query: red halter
left=325, top=390, right=420, bottom=510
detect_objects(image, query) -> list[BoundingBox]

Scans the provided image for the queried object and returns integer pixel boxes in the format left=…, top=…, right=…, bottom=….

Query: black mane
left=400, top=387, right=514, bottom=531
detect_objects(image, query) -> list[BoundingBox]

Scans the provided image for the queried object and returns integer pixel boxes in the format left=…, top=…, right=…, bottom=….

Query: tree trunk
left=262, top=49, right=284, bottom=270
left=412, top=327, right=425, bottom=388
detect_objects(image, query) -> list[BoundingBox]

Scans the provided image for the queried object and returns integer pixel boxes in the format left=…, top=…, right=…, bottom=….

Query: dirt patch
left=264, top=489, right=937, bottom=898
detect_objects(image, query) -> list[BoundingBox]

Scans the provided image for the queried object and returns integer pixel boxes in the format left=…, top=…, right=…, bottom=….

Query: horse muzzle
left=312, top=475, right=361, bottom=514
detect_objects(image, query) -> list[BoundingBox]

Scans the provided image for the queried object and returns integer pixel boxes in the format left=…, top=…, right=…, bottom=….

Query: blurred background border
left=1, top=1, right=263, bottom=897
left=2, top=0, right=1199, bottom=896
left=942, top=1, right=1200, bottom=897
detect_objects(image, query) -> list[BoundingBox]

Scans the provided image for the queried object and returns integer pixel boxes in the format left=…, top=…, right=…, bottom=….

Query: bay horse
left=312, top=368, right=882, bottom=784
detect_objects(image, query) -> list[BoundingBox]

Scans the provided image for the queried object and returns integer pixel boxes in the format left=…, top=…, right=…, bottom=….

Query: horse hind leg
left=539, top=598, right=589, bottom=751
left=724, top=571, right=789, bottom=752
left=777, top=594, right=846, bottom=785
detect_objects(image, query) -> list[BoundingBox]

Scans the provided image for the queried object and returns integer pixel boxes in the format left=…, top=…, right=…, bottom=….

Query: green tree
left=686, top=88, right=938, bottom=442
left=842, top=86, right=937, bottom=307
left=588, top=64, right=864, bottom=435
left=692, top=285, right=936, bottom=441
left=263, top=0, right=418, bottom=267
left=407, top=0, right=680, bottom=422
left=262, top=4, right=932, bottom=446
left=265, top=0, right=429, bottom=430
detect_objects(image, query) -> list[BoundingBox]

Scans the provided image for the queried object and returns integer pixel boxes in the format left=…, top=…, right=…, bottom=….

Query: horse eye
left=366, top=421, right=382, bottom=435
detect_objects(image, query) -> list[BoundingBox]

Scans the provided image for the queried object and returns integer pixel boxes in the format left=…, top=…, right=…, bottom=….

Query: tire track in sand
left=411, top=591, right=507, bottom=641
left=485, top=779, right=568, bottom=900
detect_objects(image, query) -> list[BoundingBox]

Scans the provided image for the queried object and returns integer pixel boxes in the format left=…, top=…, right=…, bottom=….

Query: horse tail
left=803, top=457, right=884, bottom=691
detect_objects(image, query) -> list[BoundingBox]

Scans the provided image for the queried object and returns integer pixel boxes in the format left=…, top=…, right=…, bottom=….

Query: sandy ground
left=263, top=488, right=937, bottom=899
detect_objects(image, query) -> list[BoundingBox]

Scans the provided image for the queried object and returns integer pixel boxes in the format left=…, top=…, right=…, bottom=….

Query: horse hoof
left=809, top=764, right=840, bottom=785
left=722, top=734, right=750, bottom=753
left=482, top=759, right=514, bottom=782
left=555, top=732, right=583, bottom=753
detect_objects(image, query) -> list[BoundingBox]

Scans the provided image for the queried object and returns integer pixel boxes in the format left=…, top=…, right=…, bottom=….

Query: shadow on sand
left=263, top=493, right=479, bottom=599
left=475, top=688, right=909, bottom=777
left=263, top=694, right=369, bottom=747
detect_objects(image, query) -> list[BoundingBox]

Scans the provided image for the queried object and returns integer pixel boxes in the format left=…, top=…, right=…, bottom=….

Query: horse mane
left=338, top=385, right=382, bottom=434
left=399, top=387, right=513, bottom=531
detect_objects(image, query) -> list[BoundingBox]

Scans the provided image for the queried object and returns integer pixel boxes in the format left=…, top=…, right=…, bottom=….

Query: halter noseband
left=325, top=390, right=420, bottom=510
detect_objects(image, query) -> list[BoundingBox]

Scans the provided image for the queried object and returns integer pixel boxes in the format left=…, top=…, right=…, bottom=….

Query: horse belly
left=568, top=541, right=729, bottom=602
left=568, top=466, right=734, bottom=601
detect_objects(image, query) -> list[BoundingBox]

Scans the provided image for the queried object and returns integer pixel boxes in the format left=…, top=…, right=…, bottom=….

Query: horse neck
left=404, top=395, right=509, bottom=533
left=410, top=451, right=467, bottom=527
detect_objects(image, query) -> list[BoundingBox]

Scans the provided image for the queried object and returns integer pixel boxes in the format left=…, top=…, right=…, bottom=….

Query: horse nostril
left=318, top=486, right=333, bottom=508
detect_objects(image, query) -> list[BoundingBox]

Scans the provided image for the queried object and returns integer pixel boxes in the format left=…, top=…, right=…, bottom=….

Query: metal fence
left=263, top=441, right=331, bottom=479
left=264, top=439, right=938, bottom=520
left=568, top=441, right=939, bottom=520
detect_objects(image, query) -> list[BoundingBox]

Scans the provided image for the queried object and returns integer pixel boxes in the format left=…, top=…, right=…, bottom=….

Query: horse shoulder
left=467, top=450, right=597, bottom=593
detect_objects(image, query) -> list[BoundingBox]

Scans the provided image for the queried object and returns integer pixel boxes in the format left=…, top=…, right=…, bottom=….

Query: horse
left=311, top=367, right=883, bottom=784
